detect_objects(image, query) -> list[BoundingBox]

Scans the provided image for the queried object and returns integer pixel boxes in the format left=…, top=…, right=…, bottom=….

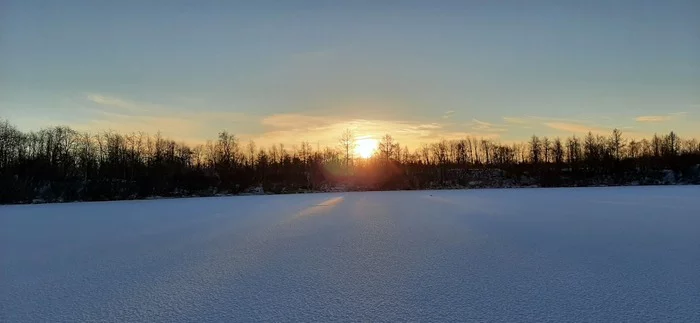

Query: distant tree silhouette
left=339, top=129, right=356, bottom=173
left=378, top=134, right=398, bottom=162
left=530, top=135, right=542, bottom=164
left=553, top=137, right=564, bottom=165
left=1, top=117, right=699, bottom=204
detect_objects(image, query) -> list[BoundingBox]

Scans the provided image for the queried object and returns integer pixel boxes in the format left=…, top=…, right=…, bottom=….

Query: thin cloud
left=415, top=123, right=442, bottom=130
left=469, top=119, right=508, bottom=132
left=543, top=122, right=611, bottom=134
left=634, top=112, right=689, bottom=123
left=261, top=114, right=337, bottom=129
left=86, top=94, right=140, bottom=111
left=73, top=112, right=203, bottom=144
left=80, top=93, right=248, bottom=142
left=85, top=93, right=167, bottom=115
left=635, top=115, right=672, bottom=122
left=503, top=115, right=646, bottom=137
left=442, top=110, right=455, bottom=119
left=542, top=122, right=646, bottom=138
left=247, top=113, right=502, bottom=148
left=503, top=115, right=595, bottom=125
left=439, top=131, right=501, bottom=141
left=471, top=119, right=491, bottom=127
left=86, top=94, right=128, bottom=106
left=502, top=116, right=529, bottom=124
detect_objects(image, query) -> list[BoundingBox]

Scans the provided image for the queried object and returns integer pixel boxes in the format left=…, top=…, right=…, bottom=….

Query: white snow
left=1, top=186, right=699, bottom=322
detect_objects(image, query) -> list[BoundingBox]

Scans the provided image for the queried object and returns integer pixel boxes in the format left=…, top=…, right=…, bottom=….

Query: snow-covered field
left=1, top=187, right=699, bottom=322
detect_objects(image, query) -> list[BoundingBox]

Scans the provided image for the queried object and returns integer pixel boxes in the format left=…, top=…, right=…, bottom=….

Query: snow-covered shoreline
left=8, top=181, right=698, bottom=206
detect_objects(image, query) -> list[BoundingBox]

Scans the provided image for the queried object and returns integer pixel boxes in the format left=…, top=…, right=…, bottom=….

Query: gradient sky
left=1, top=0, right=699, bottom=148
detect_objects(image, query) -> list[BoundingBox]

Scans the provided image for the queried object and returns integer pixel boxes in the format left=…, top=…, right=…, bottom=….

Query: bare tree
left=432, top=140, right=448, bottom=166
left=584, top=132, right=597, bottom=167
left=1, top=115, right=700, bottom=204
left=553, top=137, right=564, bottom=165
left=663, top=131, right=680, bottom=157
left=652, top=134, right=662, bottom=158
left=566, top=136, right=581, bottom=165
left=529, top=135, right=542, bottom=164
left=470, top=137, right=481, bottom=164
left=247, top=140, right=256, bottom=167
left=609, top=129, right=624, bottom=161
left=542, top=137, right=551, bottom=163
left=339, top=129, right=356, bottom=172
left=627, top=139, right=639, bottom=159
left=378, top=134, right=398, bottom=162
left=481, top=139, right=492, bottom=165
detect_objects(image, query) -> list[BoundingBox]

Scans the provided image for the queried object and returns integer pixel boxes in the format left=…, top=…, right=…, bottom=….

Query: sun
left=355, top=138, right=378, bottom=159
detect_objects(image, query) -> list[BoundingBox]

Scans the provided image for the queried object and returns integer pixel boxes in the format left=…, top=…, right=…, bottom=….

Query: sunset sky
left=1, top=0, right=699, bottom=149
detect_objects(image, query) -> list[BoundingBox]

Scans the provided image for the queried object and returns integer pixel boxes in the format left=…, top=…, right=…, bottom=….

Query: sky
left=1, top=0, right=699, bottom=149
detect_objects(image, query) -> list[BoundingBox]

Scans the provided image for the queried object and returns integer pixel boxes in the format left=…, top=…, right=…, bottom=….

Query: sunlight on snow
left=295, top=196, right=345, bottom=217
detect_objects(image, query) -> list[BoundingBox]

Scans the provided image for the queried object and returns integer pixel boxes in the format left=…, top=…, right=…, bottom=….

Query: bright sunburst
left=355, top=138, right=378, bottom=159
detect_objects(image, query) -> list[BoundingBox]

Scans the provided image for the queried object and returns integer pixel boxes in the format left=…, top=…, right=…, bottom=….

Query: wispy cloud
left=635, top=115, right=672, bottom=122
left=541, top=121, right=649, bottom=139
left=502, top=116, right=529, bottom=124
left=77, top=99, right=489, bottom=148
left=499, top=115, right=654, bottom=139
left=87, top=94, right=124, bottom=106
left=75, top=112, right=202, bottom=142
left=442, top=110, right=455, bottom=119
left=79, top=93, right=248, bottom=143
left=83, top=95, right=488, bottom=147
left=502, top=115, right=595, bottom=125
left=543, top=122, right=611, bottom=134
left=262, top=114, right=333, bottom=129
left=78, top=94, right=694, bottom=148
left=635, top=112, right=686, bottom=123
left=85, top=93, right=157, bottom=114
left=469, top=119, right=508, bottom=132
left=248, top=113, right=503, bottom=148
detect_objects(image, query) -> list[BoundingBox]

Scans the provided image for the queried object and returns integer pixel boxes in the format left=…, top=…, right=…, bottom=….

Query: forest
left=1, top=118, right=699, bottom=204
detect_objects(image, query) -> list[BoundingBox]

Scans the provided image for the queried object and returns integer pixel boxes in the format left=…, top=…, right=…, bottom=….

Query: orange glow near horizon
left=355, top=138, right=378, bottom=159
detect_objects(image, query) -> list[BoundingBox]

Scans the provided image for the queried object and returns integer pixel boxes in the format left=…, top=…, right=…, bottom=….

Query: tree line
left=1, top=118, right=699, bottom=204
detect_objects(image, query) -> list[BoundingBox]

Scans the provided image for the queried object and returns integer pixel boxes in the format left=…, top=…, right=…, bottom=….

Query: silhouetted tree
left=542, top=137, right=551, bottom=164
left=529, top=135, right=542, bottom=164
left=339, top=129, right=356, bottom=173
left=378, top=134, right=398, bottom=162
left=1, top=117, right=699, bottom=204
left=549, top=137, right=562, bottom=165
left=609, top=129, right=624, bottom=161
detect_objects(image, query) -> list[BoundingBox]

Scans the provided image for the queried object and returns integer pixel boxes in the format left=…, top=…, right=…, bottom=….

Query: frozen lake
left=2, top=187, right=699, bottom=322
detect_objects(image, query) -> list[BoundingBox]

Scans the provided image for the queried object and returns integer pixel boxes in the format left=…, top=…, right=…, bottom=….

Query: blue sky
left=1, top=0, right=698, bottom=147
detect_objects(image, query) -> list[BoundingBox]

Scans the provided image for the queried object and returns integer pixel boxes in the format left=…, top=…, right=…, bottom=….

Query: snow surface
left=1, top=186, right=700, bottom=322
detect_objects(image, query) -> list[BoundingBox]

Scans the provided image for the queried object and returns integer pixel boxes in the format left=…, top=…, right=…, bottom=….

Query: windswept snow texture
left=2, top=187, right=700, bottom=322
